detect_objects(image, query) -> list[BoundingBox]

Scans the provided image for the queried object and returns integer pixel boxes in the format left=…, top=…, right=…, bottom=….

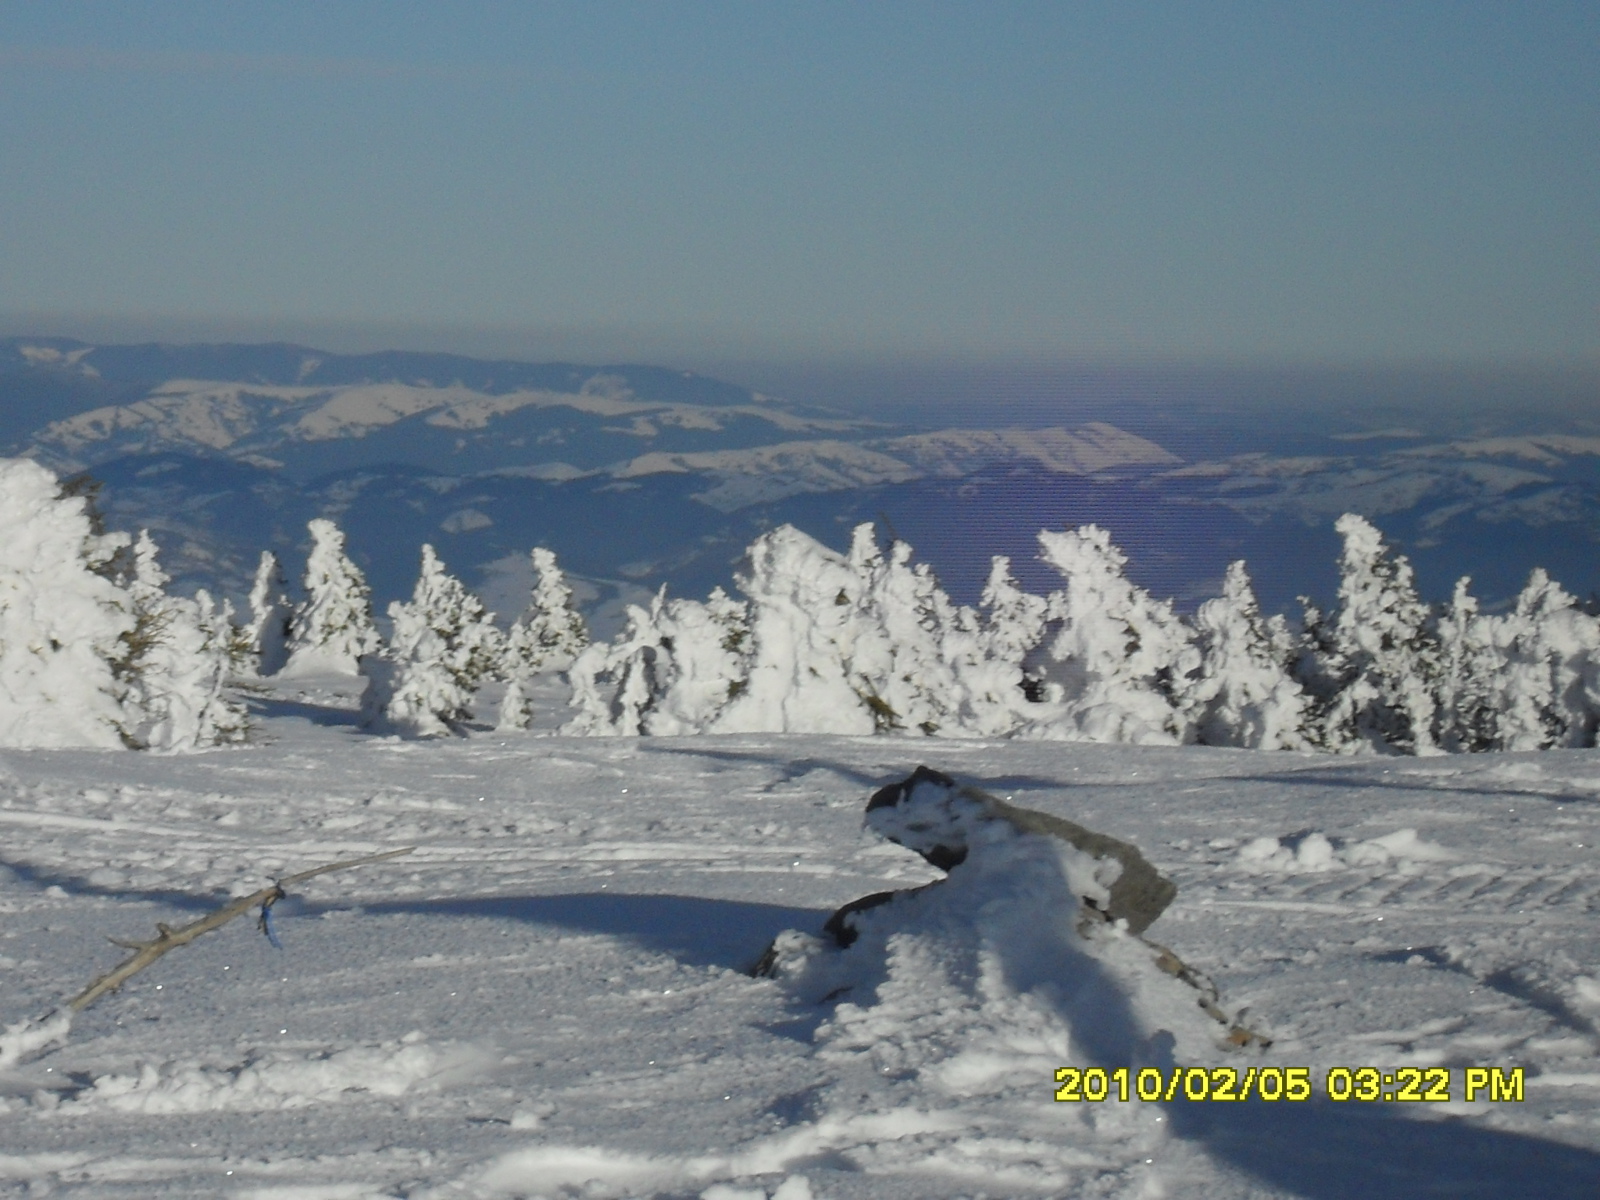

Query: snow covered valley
left=2, top=678, right=1598, bottom=1198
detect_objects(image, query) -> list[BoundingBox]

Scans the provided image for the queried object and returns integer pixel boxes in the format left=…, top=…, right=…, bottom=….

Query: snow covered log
left=856, top=765, right=1176, bottom=936
left=756, top=766, right=1266, bottom=1051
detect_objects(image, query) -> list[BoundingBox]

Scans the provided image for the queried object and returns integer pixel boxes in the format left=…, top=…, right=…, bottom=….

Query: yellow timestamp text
left=1053, top=1066, right=1525, bottom=1103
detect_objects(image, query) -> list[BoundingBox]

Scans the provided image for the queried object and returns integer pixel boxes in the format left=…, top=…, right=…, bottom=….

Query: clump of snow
left=1237, top=827, right=1456, bottom=873
left=1236, top=833, right=1340, bottom=873
left=53, top=1035, right=485, bottom=1115
left=0, top=1011, right=72, bottom=1070
left=1346, top=827, right=1459, bottom=864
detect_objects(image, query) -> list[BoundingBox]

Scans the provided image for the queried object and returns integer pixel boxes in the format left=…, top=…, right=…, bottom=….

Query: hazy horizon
left=4, top=316, right=1594, bottom=446
left=3, top=3, right=1595, bottom=372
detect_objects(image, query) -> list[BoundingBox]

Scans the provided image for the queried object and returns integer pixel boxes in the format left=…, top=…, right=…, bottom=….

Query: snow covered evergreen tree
left=0, top=459, right=139, bottom=748
left=246, top=550, right=294, bottom=677
left=554, top=509, right=1598, bottom=755
left=710, top=525, right=880, bottom=735
left=120, top=530, right=249, bottom=752
left=1027, top=525, right=1199, bottom=744
left=497, top=547, right=589, bottom=730
left=362, top=545, right=502, bottom=737
left=1310, top=514, right=1440, bottom=754
left=1188, top=560, right=1308, bottom=749
left=504, top=547, right=588, bottom=675
left=952, top=555, right=1050, bottom=736
left=837, top=526, right=967, bottom=735
left=977, top=555, right=1048, bottom=671
left=283, top=518, right=383, bottom=675
left=1480, top=569, right=1600, bottom=750
left=564, top=586, right=750, bottom=736
left=1434, top=577, right=1500, bottom=752
left=563, top=596, right=663, bottom=737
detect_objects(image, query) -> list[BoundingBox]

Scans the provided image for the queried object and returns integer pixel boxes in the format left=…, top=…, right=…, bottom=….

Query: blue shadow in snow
left=243, top=694, right=363, bottom=728
left=355, top=891, right=829, bottom=973
left=1163, top=1092, right=1600, bottom=1199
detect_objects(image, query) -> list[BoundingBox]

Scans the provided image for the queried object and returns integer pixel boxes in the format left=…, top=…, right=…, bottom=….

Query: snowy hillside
left=1, top=677, right=1597, bottom=1198
left=26, top=375, right=871, bottom=477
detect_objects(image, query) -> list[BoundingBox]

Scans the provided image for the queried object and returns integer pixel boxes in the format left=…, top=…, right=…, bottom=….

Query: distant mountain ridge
left=2, top=337, right=1596, bottom=633
left=10, top=339, right=1179, bottom=507
left=3, top=336, right=763, bottom=401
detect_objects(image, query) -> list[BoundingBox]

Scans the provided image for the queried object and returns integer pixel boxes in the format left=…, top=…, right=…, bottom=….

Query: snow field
left=0, top=679, right=1598, bottom=1196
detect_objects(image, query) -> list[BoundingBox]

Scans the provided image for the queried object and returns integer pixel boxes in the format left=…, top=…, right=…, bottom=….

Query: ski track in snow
left=1, top=678, right=1598, bottom=1198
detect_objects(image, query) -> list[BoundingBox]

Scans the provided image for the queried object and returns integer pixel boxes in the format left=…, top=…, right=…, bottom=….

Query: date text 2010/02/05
left=1053, top=1066, right=1524, bottom=1103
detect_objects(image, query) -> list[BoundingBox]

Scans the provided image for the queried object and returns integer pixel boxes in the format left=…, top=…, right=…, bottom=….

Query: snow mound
left=739, top=769, right=1254, bottom=1191
left=0, top=1011, right=73, bottom=1070
left=479, top=1142, right=822, bottom=1200
left=50, top=1034, right=485, bottom=1115
left=1236, top=827, right=1457, bottom=873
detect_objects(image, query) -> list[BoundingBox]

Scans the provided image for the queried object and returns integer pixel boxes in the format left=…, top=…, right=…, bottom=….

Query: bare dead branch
left=67, top=846, right=416, bottom=1013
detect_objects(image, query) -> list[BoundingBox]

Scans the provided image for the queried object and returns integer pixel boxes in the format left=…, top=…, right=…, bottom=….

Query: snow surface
left=2, top=675, right=1599, bottom=1197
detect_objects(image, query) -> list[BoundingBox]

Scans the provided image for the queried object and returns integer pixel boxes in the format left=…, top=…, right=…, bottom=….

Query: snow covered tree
left=949, top=554, right=1051, bottom=736
left=503, top=547, right=588, bottom=675
left=283, top=518, right=383, bottom=675
left=1434, top=577, right=1500, bottom=753
left=978, top=555, right=1048, bottom=671
left=119, top=529, right=249, bottom=752
left=497, top=547, right=589, bottom=729
left=1188, top=560, right=1308, bottom=749
left=362, top=544, right=502, bottom=737
left=710, top=525, right=880, bottom=735
left=563, top=596, right=664, bottom=737
left=568, top=525, right=990, bottom=738
left=1480, top=569, right=1600, bottom=750
left=0, top=459, right=140, bottom=748
left=834, top=526, right=969, bottom=735
left=1310, top=514, right=1440, bottom=754
left=564, top=586, right=750, bottom=736
left=246, top=550, right=294, bottom=677
left=1027, top=524, right=1200, bottom=744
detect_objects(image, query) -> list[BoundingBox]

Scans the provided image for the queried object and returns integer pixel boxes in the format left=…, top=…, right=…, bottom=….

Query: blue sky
left=1, top=2, right=1595, bottom=368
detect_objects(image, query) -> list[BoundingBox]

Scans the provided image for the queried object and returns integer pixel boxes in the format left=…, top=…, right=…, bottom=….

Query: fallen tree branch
left=66, top=846, right=416, bottom=1012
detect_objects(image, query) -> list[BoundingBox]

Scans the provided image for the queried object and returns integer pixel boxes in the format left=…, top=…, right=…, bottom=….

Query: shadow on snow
left=355, top=890, right=829, bottom=974
left=1165, top=1094, right=1600, bottom=1199
left=1004, top=926, right=1600, bottom=1198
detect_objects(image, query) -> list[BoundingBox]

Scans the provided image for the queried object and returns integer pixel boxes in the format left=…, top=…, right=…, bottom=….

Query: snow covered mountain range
left=4, top=337, right=1597, bottom=627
